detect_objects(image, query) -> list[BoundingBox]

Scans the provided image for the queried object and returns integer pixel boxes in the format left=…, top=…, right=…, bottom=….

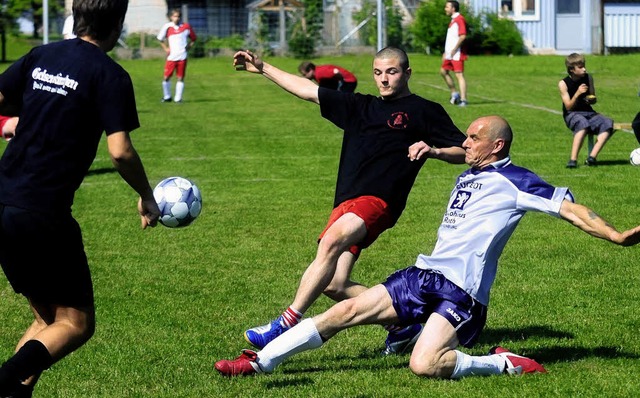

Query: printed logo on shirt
left=451, top=190, right=471, bottom=210
left=31, top=67, right=79, bottom=97
left=387, top=111, right=409, bottom=129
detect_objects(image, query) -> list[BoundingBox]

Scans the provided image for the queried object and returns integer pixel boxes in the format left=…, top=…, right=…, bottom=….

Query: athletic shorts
left=164, top=59, right=188, bottom=79
left=441, top=59, right=465, bottom=73
left=564, top=111, right=614, bottom=135
left=318, top=196, right=394, bottom=257
left=0, top=205, right=94, bottom=307
left=383, top=266, right=487, bottom=348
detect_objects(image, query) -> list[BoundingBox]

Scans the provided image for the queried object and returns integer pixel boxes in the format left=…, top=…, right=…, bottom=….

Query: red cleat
left=215, top=349, right=262, bottom=377
left=490, top=346, right=547, bottom=375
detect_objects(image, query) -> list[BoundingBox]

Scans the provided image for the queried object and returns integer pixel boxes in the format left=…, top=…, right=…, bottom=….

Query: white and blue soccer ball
left=153, top=176, right=202, bottom=228
left=630, top=148, right=640, bottom=166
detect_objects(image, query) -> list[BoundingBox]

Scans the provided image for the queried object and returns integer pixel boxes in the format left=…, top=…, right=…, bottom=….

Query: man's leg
left=323, top=251, right=364, bottom=301
left=440, top=68, right=459, bottom=104
left=409, top=313, right=545, bottom=379
left=216, top=284, right=398, bottom=376
left=244, top=213, right=367, bottom=349
left=0, top=301, right=94, bottom=394
left=632, top=112, right=640, bottom=145
left=455, top=71, right=467, bottom=104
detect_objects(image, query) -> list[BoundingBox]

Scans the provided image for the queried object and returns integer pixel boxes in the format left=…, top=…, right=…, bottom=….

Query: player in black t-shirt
left=233, top=46, right=466, bottom=355
left=0, top=0, right=160, bottom=396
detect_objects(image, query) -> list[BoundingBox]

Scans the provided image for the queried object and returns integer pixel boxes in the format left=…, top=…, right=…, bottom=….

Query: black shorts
left=0, top=205, right=93, bottom=307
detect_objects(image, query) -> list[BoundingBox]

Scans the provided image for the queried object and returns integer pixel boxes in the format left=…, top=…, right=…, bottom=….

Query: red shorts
left=318, top=196, right=394, bottom=257
left=164, top=59, right=188, bottom=79
left=441, top=59, right=465, bottom=73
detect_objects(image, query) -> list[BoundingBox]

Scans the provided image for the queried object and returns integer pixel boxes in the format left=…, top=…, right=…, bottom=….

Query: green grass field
left=1, top=42, right=640, bottom=397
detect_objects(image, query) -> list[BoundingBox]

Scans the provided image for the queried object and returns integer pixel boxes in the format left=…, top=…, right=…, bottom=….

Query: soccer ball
left=153, top=177, right=202, bottom=227
left=630, top=148, right=640, bottom=166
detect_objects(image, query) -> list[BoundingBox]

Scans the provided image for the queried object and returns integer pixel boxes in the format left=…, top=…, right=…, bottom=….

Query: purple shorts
left=383, top=266, right=487, bottom=348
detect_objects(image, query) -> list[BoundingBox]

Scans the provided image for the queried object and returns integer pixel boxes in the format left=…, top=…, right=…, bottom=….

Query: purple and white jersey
left=415, top=157, right=574, bottom=306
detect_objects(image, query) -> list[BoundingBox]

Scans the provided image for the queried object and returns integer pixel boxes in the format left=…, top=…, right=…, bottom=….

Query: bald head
left=469, top=116, right=512, bottom=149
left=463, top=116, right=513, bottom=168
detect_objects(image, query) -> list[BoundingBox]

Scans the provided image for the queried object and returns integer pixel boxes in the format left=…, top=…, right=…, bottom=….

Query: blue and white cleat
left=244, top=316, right=289, bottom=349
left=381, top=324, right=423, bottom=355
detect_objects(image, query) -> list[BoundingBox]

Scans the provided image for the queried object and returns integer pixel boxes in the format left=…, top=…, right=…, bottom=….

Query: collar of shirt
left=489, top=156, right=511, bottom=169
left=451, top=12, right=460, bottom=19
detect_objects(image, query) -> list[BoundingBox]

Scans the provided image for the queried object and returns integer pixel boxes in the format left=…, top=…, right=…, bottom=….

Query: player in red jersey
left=298, top=62, right=358, bottom=92
left=157, top=8, right=197, bottom=103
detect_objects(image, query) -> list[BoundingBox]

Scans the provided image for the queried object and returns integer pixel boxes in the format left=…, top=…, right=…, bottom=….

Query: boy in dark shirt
left=0, top=0, right=160, bottom=396
left=558, top=53, right=614, bottom=168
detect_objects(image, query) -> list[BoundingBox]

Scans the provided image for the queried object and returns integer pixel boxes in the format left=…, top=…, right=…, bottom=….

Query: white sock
left=256, top=318, right=324, bottom=373
left=175, top=81, right=184, bottom=102
left=450, top=350, right=506, bottom=378
left=162, top=81, right=171, bottom=99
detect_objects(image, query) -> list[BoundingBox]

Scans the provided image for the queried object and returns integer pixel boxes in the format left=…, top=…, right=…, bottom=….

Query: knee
left=318, top=232, right=348, bottom=256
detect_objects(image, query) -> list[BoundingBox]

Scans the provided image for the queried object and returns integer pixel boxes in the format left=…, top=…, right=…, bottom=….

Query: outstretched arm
left=559, top=200, right=640, bottom=246
left=233, top=50, right=320, bottom=104
left=408, top=141, right=466, bottom=164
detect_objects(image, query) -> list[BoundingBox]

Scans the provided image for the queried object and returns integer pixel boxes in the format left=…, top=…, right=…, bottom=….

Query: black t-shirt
left=319, top=88, right=465, bottom=221
left=562, top=74, right=594, bottom=116
left=0, top=39, right=140, bottom=213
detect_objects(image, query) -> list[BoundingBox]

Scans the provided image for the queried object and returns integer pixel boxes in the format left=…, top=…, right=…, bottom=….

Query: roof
left=246, top=0, right=304, bottom=11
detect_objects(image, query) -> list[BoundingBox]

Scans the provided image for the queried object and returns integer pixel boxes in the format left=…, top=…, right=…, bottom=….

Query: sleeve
left=0, top=53, right=29, bottom=112
left=457, top=16, right=467, bottom=35
left=319, top=88, right=357, bottom=130
left=423, top=102, right=466, bottom=148
left=157, top=24, right=168, bottom=41
left=98, top=69, right=140, bottom=135
left=513, top=171, right=571, bottom=217
left=188, top=24, right=197, bottom=41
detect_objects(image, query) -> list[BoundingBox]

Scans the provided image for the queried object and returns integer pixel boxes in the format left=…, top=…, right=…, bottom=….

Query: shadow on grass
left=589, top=159, right=630, bottom=166
left=533, top=345, right=640, bottom=364
left=266, top=324, right=638, bottom=382
left=479, top=325, right=574, bottom=345
left=86, top=167, right=116, bottom=176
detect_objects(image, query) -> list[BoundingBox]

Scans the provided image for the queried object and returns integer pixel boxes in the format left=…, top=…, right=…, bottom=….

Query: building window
left=500, top=0, right=540, bottom=21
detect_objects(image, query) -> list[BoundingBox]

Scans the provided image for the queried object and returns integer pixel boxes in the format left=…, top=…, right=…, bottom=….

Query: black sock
left=0, top=340, right=53, bottom=387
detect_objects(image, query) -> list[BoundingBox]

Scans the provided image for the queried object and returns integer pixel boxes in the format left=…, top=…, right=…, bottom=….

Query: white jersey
left=415, top=157, right=573, bottom=306
left=157, top=22, right=196, bottom=61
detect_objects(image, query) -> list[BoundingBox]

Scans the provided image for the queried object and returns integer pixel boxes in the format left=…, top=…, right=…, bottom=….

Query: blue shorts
left=564, top=111, right=614, bottom=135
left=0, top=205, right=94, bottom=307
left=383, top=266, right=487, bottom=348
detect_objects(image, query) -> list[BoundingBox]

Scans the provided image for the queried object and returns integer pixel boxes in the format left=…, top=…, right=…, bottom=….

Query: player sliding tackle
left=216, top=115, right=640, bottom=378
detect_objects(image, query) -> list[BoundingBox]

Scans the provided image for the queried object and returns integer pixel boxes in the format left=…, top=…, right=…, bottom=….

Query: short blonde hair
left=565, top=53, right=585, bottom=74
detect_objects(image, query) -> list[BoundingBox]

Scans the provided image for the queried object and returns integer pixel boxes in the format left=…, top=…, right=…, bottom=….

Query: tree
left=288, top=0, right=322, bottom=58
left=3, top=0, right=64, bottom=39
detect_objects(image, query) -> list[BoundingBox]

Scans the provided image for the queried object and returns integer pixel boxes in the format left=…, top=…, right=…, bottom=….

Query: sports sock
left=174, top=81, right=184, bottom=102
left=450, top=350, right=505, bottom=378
left=280, top=307, right=302, bottom=328
left=0, top=340, right=53, bottom=392
left=256, top=318, right=323, bottom=373
left=162, top=81, right=171, bottom=99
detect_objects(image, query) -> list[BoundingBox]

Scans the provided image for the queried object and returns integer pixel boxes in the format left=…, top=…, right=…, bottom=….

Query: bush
left=481, top=13, right=525, bottom=55
left=204, top=34, right=246, bottom=56
left=352, top=0, right=408, bottom=49
left=287, top=0, right=322, bottom=58
left=125, top=32, right=162, bottom=50
left=410, top=1, right=524, bottom=55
